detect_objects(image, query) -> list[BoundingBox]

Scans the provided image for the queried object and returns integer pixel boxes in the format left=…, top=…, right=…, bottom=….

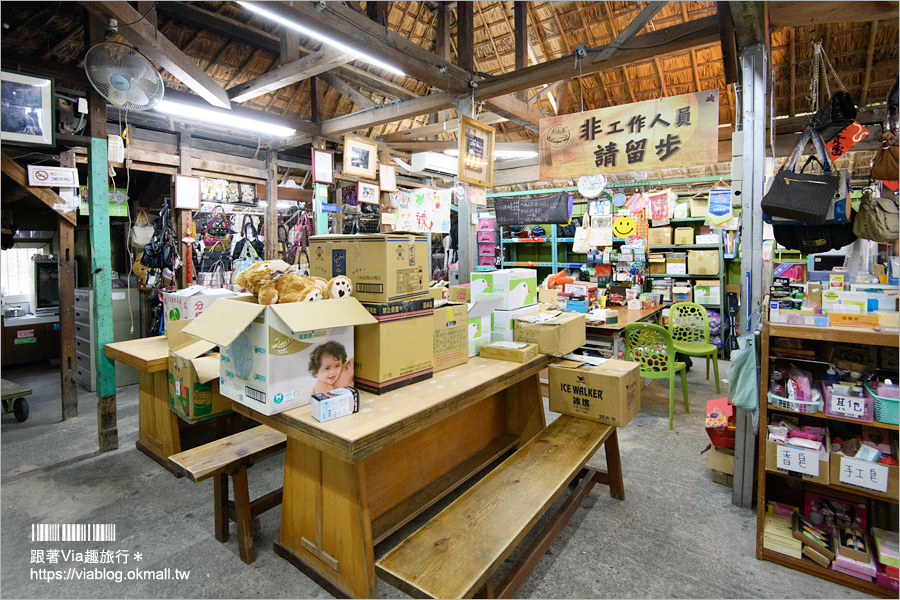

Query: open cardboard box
left=433, top=303, right=468, bottom=373
left=765, top=429, right=831, bottom=485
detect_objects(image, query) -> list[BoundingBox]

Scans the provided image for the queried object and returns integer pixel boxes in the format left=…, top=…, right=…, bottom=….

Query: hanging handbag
left=197, top=260, right=232, bottom=287
left=233, top=235, right=262, bottom=276
left=853, top=189, right=900, bottom=243
left=130, top=209, right=154, bottom=249
left=198, top=239, right=232, bottom=272
left=871, top=132, right=899, bottom=181
left=141, top=203, right=177, bottom=270
left=772, top=220, right=857, bottom=253
left=572, top=214, right=591, bottom=254
left=761, top=127, right=847, bottom=225
left=231, top=215, right=265, bottom=261
left=808, top=41, right=857, bottom=142
left=202, top=205, right=232, bottom=249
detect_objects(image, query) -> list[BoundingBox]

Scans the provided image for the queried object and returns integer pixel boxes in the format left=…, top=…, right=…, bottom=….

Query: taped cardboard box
left=649, top=253, right=667, bottom=274
left=471, top=268, right=538, bottom=310
left=694, top=280, right=721, bottom=305
left=167, top=319, right=231, bottom=423
left=449, top=284, right=471, bottom=303
left=308, top=233, right=429, bottom=303
left=183, top=296, right=376, bottom=416
left=709, top=445, right=735, bottom=487
left=667, top=254, right=687, bottom=275
left=514, top=311, right=586, bottom=357
left=674, top=227, right=694, bottom=245
left=356, top=297, right=434, bottom=394
left=688, top=249, right=719, bottom=275
left=548, top=359, right=641, bottom=427
left=648, top=226, right=672, bottom=246
left=434, top=303, right=468, bottom=373
left=538, top=287, right=559, bottom=306
left=480, top=341, right=539, bottom=363
left=163, top=285, right=238, bottom=328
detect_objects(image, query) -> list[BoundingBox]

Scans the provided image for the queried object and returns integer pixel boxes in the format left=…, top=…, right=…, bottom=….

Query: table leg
left=276, top=437, right=378, bottom=599
left=604, top=429, right=625, bottom=500
left=505, top=373, right=546, bottom=447
left=135, top=371, right=182, bottom=476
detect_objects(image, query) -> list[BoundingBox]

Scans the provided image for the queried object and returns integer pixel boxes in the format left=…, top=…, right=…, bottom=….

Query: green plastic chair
left=668, top=302, right=720, bottom=394
left=624, top=322, right=689, bottom=430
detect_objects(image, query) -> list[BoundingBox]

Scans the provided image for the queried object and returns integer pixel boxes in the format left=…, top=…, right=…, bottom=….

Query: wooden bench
left=376, top=414, right=624, bottom=599
left=169, top=425, right=287, bottom=565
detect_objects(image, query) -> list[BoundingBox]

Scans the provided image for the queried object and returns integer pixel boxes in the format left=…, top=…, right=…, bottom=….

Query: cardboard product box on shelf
left=166, top=319, right=231, bottom=423
left=690, top=195, right=708, bottom=218
left=548, top=358, right=641, bottom=427
left=163, top=285, right=238, bottom=328
left=479, top=341, right=540, bottom=363
left=694, top=280, right=722, bottom=305
left=356, top=297, right=435, bottom=394
left=471, top=268, right=538, bottom=310
left=491, top=304, right=540, bottom=342
left=765, top=428, right=831, bottom=485
left=564, top=282, right=598, bottom=297
left=449, top=284, right=471, bottom=303
left=426, top=283, right=448, bottom=303
left=695, top=233, right=720, bottom=245
left=673, top=227, right=694, bottom=245
left=828, top=437, right=898, bottom=502
left=667, top=254, right=687, bottom=275
left=648, top=226, right=672, bottom=246
left=514, top=311, right=586, bottom=357
left=672, top=283, right=693, bottom=303
left=182, top=296, right=376, bottom=416
left=468, top=298, right=502, bottom=357
left=688, top=249, right=719, bottom=275
left=649, top=253, right=667, bottom=274
left=309, top=233, right=429, bottom=303
left=433, top=303, right=468, bottom=373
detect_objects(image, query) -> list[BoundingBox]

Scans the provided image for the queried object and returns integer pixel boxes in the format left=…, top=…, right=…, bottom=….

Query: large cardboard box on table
left=433, top=303, right=468, bottom=373
left=308, top=233, right=429, bottom=303
left=548, top=359, right=641, bottom=426
left=356, top=297, right=435, bottom=394
left=514, top=311, right=586, bottom=357
left=491, top=304, right=539, bottom=342
left=449, top=284, right=471, bottom=303
left=182, top=296, right=376, bottom=416
left=166, top=320, right=231, bottom=423
left=471, top=268, right=537, bottom=309
left=163, top=285, right=237, bottom=327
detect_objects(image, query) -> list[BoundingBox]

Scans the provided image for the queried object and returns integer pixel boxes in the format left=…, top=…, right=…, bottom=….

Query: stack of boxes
left=470, top=268, right=539, bottom=343
left=477, top=216, right=497, bottom=267
left=769, top=272, right=900, bottom=328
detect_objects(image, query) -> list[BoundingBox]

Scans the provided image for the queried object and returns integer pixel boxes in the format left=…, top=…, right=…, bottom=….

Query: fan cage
left=84, top=42, right=164, bottom=111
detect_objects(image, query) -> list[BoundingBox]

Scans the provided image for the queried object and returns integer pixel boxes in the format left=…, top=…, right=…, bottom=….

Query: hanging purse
left=233, top=234, right=262, bottom=276
left=853, top=189, right=900, bottom=243
left=294, top=212, right=312, bottom=276
left=808, top=41, right=857, bottom=142
left=199, top=239, right=232, bottom=272
left=761, top=127, right=847, bottom=225
left=572, top=214, right=591, bottom=254
left=202, top=205, right=232, bottom=249
left=130, top=209, right=154, bottom=249
left=871, top=132, right=899, bottom=181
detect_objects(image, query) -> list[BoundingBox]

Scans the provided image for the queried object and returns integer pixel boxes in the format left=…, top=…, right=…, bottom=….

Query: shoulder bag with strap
left=130, top=209, right=154, bottom=249
left=808, top=41, right=857, bottom=142
left=572, top=214, right=591, bottom=254
left=853, top=188, right=900, bottom=243
left=233, top=234, right=262, bottom=276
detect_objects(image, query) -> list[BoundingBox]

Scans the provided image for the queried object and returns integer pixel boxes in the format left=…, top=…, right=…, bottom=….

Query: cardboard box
left=426, top=284, right=448, bottom=303
left=765, top=430, right=830, bottom=485
left=667, top=255, right=687, bottom=275
left=167, top=320, right=231, bottom=423
left=471, top=268, right=538, bottom=310
left=648, top=226, right=672, bottom=246
left=674, top=227, right=694, bottom=245
left=829, top=448, right=898, bottom=502
left=182, top=296, right=376, bottom=415
left=163, top=285, right=237, bottom=327
left=449, top=284, right=471, bottom=303
left=694, top=280, right=721, bottom=305
left=491, top=304, right=540, bottom=341
left=538, top=287, right=559, bottom=306
left=468, top=298, right=502, bottom=357
left=433, top=303, right=468, bottom=373
left=356, top=298, right=434, bottom=394
left=688, top=249, right=719, bottom=275
left=672, top=283, right=692, bottom=303
left=695, top=233, right=719, bottom=245
left=514, top=311, right=586, bottom=357
left=649, top=253, right=667, bottom=274
left=709, top=445, right=735, bottom=475
left=479, top=341, right=539, bottom=363
left=309, top=233, right=429, bottom=303
left=690, top=195, right=708, bottom=218
left=548, top=359, right=641, bottom=427
left=311, top=387, right=359, bottom=422
left=564, top=282, right=598, bottom=296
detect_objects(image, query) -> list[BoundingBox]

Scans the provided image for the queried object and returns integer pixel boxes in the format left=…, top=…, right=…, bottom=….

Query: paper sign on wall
left=390, top=187, right=451, bottom=233
left=828, top=393, right=867, bottom=419
left=839, top=456, right=889, bottom=493
left=776, top=445, right=820, bottom=476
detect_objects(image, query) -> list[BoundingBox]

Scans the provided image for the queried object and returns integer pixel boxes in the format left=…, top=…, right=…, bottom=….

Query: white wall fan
left=84, top=42, right=164, bottom=111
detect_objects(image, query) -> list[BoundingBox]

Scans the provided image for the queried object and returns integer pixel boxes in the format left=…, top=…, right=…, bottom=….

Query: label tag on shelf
left=839, top=456, right=889, bottom=493
left=828, top=394, right=866, bottom=419
left=776, top=445, right=819, bottom=477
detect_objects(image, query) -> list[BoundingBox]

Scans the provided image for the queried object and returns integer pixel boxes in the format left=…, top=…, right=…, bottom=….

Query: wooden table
left=585, top=305, right=667, bottom=358
left=231, top=354, right=554, bottom=598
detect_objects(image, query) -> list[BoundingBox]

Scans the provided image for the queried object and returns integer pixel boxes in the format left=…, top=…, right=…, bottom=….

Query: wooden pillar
left=366, top=1, right=389, bottom=26
left=280, top=28, right=300, bottom=63
left=176, top=129, right=191, bottom=288
left=89, top=138, right=118, bottom=451
left=514, top=2, right=527, bottom=100
left=59, top=149, right=78, bottom=419
left=265, top=150, right=278, bottom=259
left=456, top=99, right=476, bottom=284
left=432, top=2, right=453, bottom=132
left=378, top=144, right=392, bottom=233
left=457, top=1, right=474, bottom=73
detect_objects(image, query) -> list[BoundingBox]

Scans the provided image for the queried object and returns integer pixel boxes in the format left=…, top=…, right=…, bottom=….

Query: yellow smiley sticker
left=613, top=215, right=636, bottom=238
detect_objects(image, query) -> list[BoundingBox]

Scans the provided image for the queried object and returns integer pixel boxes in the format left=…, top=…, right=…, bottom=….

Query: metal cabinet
left=74, top=287, right=142, bottom=391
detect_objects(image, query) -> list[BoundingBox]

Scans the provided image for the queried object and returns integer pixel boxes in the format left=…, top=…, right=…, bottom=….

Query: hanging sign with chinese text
left=539, top=89, right=720, bottom=179
left=825, top=121, right=871, bottom=160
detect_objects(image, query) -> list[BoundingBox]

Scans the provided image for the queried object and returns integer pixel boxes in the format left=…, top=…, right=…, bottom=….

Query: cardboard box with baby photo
left=166, top=320, right=232, bottom=423
left=356, top=297, right=435, bottom=394
left=182, top=296, right=376, bottom=416
left=308, top=233, right=429, bottom=303
left=548, top=359, right=641, bottom=427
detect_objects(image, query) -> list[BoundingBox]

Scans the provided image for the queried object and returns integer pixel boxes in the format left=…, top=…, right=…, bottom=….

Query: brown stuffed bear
left=234, top=260, right=353, bottom=305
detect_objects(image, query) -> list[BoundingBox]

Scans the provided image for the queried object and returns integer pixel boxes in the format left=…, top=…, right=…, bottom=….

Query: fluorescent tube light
left=154, top=100, right=296, bottom=137
left=236, top=1, right=406, bottom=77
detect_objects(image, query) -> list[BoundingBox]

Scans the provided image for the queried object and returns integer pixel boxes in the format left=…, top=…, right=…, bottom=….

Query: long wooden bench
left=169, top=425, right=287, bottom=565
left=376, top=414, right=625, bottom=598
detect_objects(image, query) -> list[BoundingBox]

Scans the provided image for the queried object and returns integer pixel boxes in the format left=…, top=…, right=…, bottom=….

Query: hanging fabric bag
left=853, top=188, right=900, bottom=243
left=808, top=41, right=857, bottom=142
left=871, top=132, right=899, bottom=181
left=572, top=214, right=591, bottom=254
left=130, top=209, right=154, bottom=249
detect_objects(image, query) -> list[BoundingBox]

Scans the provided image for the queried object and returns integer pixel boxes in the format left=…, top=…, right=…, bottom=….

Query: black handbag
left=773, top=220, right=857, bottom=253
left=811, top=91, right=857, bottom=142
left=761, top=127, right=842, bottom=225
left=231, top=216, right=264, bottom=261
left=199, top=240, right=232, bottom=272
left=140, top=202, right=176, bottom=269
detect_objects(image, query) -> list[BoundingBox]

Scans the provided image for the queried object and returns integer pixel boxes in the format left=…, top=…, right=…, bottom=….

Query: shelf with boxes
left=756, top=315, right=899, bottom=598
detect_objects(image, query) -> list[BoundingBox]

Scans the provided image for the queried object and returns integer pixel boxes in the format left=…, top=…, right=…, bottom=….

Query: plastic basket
left=823, top=381, right=874, bottom=423
left=867, top=381, right=900, bottom=425
left=768, top=390, right=823, bottom=415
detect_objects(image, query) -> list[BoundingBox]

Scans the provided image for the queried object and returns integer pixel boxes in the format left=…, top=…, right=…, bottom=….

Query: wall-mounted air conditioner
left=410, top=151, right=458, bottom=178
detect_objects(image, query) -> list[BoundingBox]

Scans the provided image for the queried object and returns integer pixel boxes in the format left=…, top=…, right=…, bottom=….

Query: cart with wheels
left=1, top=378, right=32, bottom=422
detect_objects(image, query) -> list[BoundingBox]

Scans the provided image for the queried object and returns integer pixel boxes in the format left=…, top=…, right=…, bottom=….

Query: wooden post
left=456, top=98, right=476, bottom=284
left=378, top=144, right=392, bottom=233
left=457, top=1, right=474, bottom=72
left=366, top=1, right=389, bottom=26
left=514, top=2, right=527, bottom=100
left=89, top=138, right=118, bottom=451
left=59, top=149, right=78, bottom=419
left=176, top=129, right=191, bottom=288
left=266, top=150, right=278, bottom=259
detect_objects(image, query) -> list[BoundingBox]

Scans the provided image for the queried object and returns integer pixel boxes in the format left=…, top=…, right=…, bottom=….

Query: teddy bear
left=234, top=260, right=353, bottom=305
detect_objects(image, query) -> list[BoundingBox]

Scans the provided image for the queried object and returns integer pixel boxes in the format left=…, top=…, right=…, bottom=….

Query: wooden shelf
left=768, top=322, right=900, bottom=347
left=758, top=548, right=895, bottom=598
left=767, top=403, right=899, bottom=431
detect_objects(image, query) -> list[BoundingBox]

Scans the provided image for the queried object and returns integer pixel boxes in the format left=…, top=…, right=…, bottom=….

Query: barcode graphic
left=245, top=386, right=266, bottom=404
left=356, top=283, right=384, bottom=294
left=32, top=524, right=116, bottom=542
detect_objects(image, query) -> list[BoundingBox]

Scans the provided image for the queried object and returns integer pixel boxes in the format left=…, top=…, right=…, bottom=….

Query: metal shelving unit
left=499, top=231, right=586, bottom=274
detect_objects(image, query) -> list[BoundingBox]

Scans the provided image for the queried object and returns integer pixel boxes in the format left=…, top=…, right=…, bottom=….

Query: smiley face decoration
left=613, top=215, right=636, bottom=238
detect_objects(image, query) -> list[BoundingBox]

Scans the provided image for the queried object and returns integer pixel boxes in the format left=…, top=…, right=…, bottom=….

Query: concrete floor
left=0, top=358, right=877, bottom=599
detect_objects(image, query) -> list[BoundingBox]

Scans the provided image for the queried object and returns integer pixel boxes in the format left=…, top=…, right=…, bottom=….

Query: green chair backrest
left=624, top=322, right=677, bottom=374
left=669, top=302, right=711, bottom=345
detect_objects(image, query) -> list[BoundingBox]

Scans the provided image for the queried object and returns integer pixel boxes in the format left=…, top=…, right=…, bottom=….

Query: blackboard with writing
left=493, top=192, right=571, bottom=226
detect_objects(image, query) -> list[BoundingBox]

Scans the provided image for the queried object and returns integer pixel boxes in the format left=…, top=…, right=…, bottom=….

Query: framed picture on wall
left=357, top=180, right=380, bottom=205
left=343, top=135, right=377, bottom=179
left=1, top=70, right=55, bottom=147
left=311, top=148, right=335, bottom=185
left=458, top=115, right=495, bottom=187
left=378, top=163, right=397, bottom=192
left=173, top=174, right=201, bottom=209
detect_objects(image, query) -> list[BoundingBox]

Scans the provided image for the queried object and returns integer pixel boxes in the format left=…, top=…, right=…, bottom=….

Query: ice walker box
left=308, top=233, right=429, bottom=303
left=433, top=303, right=468, bottom=373
left=166, top=319, right=232, bottom=423
left=182, top=296, right=376, bottom=416
left=549, top=359, right=641, bottom=426
left=471, top=268, right=538, bottom=310
left=355, top=297, right=435, bottom=394
left=163, top=285, right=238, bottom=326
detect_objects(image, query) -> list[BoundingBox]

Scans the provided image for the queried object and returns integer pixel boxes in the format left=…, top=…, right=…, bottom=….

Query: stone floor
left=0, top=358, right=877, bottom=599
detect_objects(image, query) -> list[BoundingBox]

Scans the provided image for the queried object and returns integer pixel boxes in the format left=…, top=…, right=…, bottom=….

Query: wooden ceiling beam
left=859, top=21, right=879, bottom=106
left=380, top=112, right=506, bottom=142
left=476, top=3, right=504, bottom=73
left=227, top=47, right=352, bottom=103
left=482, top=95, right=544, bottom=132
left=654, top=57, right=667, bottom=97
left=320, top=91, right=460, bottom=137
left=768, top=1, right=898, bottom=26
left=79, top=1, right=231, bottom=109
left=526, top=80, right=563, bottom=105
left=1, top=154, right=78, bottom=226
left=728, top=1, right=766, bottom=49
left=594, top=1, right=667, bottom=62
left=789, top=28, right=796, bottom=117
left=387, top=141, right=538, bottom=153
left=317, top=72, right=377, bottom=109
left=689, top=49, right=702, bottom=95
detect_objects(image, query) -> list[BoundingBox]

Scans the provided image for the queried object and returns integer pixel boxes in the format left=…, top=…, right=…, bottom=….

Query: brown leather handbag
left=871, top=132, right=899, bottom=181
